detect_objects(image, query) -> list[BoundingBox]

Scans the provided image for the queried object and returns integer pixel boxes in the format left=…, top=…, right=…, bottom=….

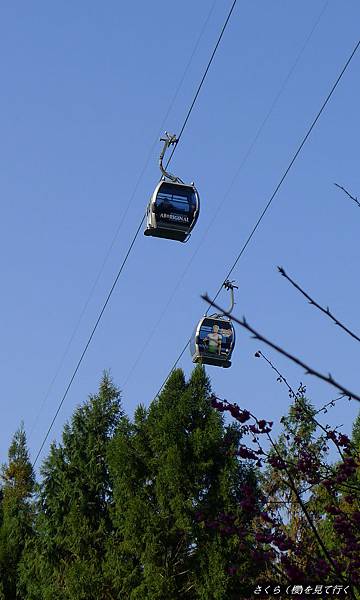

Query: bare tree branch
left=255, top=351, right=349, bottom=461
left=334, top=182, right=360, bottom=208
left=256, top=349, right=351, bottom=415
left=201, top=294, right=360, bottom=403
left=255, top=349, right=298, bottom=398
left=278, top=266, right=360, bottom=344
left=314, top=393, right=350, bottom=416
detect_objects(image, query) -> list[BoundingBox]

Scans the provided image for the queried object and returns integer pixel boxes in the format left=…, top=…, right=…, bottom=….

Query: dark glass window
left=198, top=318, right=233, bottom=356
left=155, top=183, right=197, bottom=219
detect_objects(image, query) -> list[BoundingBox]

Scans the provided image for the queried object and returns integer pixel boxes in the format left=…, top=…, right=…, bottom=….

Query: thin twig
left=255, top=349, right=298, bottom=398
left=334, top=183, right=360, bottom=208
left=278, top=266, right=360, bottom=344
left=256, top=351, right=349, bottom=461
left=201, top=294, right=360, bottom=403
left=314, top=393, right=350, bottom=416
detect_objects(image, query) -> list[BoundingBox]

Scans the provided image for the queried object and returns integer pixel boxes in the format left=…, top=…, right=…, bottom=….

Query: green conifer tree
left=107, top=366, right=260, bottom=599
left=352, top=411, right=360, bottom=451
left=0, top=424, right=35, bottom=599
left=263, top=396, right=328, bottom=567
left=20, top=372, right=123, bottom=600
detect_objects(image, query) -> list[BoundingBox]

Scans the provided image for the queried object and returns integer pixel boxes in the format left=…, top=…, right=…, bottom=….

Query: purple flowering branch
left=211, top=394, right=359, bottom=592
left=211, top=397, right=346, bottom=583
left=214, top=395, right=346, bottom=489
left=202, top=287, right=360, bottom=589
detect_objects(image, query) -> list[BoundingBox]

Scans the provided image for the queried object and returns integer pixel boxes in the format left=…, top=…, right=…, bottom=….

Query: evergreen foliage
left=0, top=424, right=34, bottom=599
left=2, top=367, right=357, bottom=598
left=20, top=372, right=123, bottom=599
left=265, top=396, right=326, bottom=541
left=352, top=411, right=360, bottom=451
left=107, top=366, right=260, bottom=599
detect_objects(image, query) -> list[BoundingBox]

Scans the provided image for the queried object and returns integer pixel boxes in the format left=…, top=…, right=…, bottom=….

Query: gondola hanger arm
left=223, top=280, right=238, bottom=315
left=159, top=132, right=183, bottom=183
left=208, top=280, right=238, bottom=319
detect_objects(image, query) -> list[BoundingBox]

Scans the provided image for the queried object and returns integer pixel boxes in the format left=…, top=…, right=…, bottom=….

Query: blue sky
left=1, top=1, right=360, bottom=468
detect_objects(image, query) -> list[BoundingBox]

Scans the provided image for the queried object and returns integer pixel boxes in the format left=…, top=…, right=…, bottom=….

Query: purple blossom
left=237, top=446, right=258, bottom=460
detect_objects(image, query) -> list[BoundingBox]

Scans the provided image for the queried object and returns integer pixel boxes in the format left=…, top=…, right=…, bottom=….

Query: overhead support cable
left=29, top=0, right=219, bottom=443
left=122, top=0, right=330, bottom=389
left=33, top=0, right=239, bottom=467
left=155, top=37, right=360, bottom=397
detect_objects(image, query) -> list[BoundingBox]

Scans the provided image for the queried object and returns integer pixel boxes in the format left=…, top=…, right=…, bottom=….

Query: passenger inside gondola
left=199, top=319, right=233, bottom=356
left=204, top=323, right=222, bottom=354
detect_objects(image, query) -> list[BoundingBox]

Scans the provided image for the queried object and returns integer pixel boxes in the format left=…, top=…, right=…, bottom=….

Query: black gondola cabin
left=190, top=316, right=235, bottom=368
left=144, top=179, right=200, bottom=242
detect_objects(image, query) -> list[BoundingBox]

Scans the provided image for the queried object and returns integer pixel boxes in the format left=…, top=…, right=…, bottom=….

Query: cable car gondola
left=190, top=281, right=237, bottom=368
left=144, top=132, right=200, bottom=242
